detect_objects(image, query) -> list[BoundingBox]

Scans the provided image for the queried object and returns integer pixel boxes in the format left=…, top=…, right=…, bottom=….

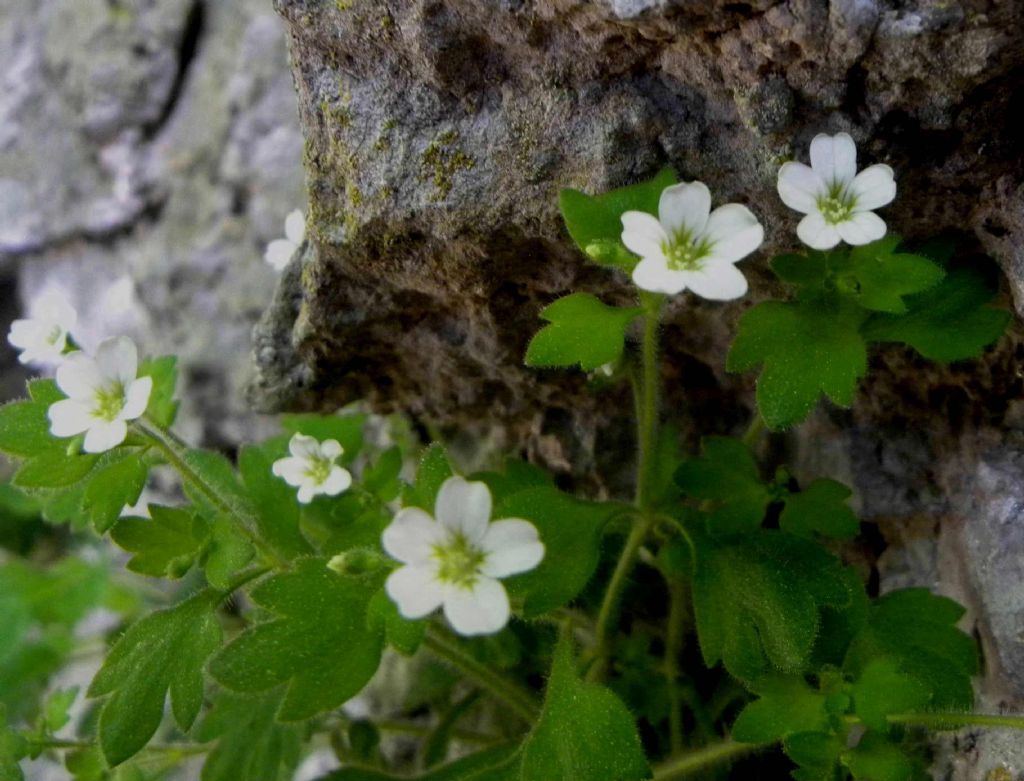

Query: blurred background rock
left=0, top=0, right=305, bottom=446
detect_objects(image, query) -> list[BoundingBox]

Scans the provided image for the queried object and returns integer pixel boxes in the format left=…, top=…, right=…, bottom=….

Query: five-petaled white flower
left=48, top=336, right=153, bottom=453
left=777, top=132, right=897, bottom=250
left=620, top=182, right=764, bottom=299
left=382, top=476, right=544, bottom=636
left=264, top=209, right=306, bottom=271
left=7, top=291, right=77, bottom=366
left=272, top=433, right=353, bottom=504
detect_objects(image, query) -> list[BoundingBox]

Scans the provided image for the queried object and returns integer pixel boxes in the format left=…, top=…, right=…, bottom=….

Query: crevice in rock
left=143, top=0, right=206, bottom=141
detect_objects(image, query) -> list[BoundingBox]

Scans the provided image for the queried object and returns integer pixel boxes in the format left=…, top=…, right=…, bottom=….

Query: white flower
left=777, top=132, right=897, bottom=250
left=47, top=336, right=153, bottom=453
left=264, top=209, right=306, bottom=271
left=7, top=291, right=77, bottom=366
left=382, top=476, right=545, bottom=636
left=620, top=182, right=764, bottom=299
left=272, top=433, right=352, bottom=504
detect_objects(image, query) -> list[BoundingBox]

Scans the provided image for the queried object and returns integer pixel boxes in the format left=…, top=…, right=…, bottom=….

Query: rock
left=1, top=0, right=306, bottom=445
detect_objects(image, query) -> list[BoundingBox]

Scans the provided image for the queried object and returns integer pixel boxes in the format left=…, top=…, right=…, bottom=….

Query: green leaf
left=862, top=267, right=1010, bottom=361
left=362, top=446, right=404, bottom=502
left=182, top=449, right=254, bottom=521
left=693, top=530, right=853, bottom=681
left=675, top=437, right=771, bottom=535
left=195, top=691, right=302, bottom=781
left=0, top=705, right=26, bottom=781
left=0, top=383, right=62, bottom=459
left=771, top=252, right=828, bottom=291
left=779, top=479, right=859, bottom=540
left=844, top=588, right=977, bottom=710
left=280, top=413, right=365, bottom=464
left=367, top=590, right=426, bottom=656
left=520, top=637, right=649, bottom=781
left=320, top=744, right=521, bottom=780
left=402, top=444, right=453, bottom=512
left=728, top=301, right=867, bottom=430
left=497, top=486, right=618, bottom=616
left=209, top=558, right=383, bottom=721
left=783, top=731, right=843, bottom=781
left=841, top=733, right=915, bottom=781
left=238, top=442, right=312, bottom=559
left=88, top=590, right=222, bottom=765
left=203, top=517, right=254, bottom=590
left=559, top=167, right=677, bottom=270
left=137, top=356, right=179, bottom=427
left=850, top=658, right=930, bottom=732
left=841, top=238, right=945, bottom=314
left=525, top=294, right=641, bottom=371
left=111, top=506, right=208, bottom=578
left=42, top=686, right=79, bottom=733
left=81, top=451, right=150, bottom=533
left=13, top=449, right=98, bottom=489
left=732, top=677, right=829, bottom=744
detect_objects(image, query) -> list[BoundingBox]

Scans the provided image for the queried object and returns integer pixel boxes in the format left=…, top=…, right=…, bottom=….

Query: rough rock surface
left=0, top=0, right=305, bottom=445
left=265, top=0, right=1024, bottom=774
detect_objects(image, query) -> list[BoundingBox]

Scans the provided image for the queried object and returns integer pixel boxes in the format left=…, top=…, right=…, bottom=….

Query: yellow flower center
left=817, top=184, right=855, bottom=225
left=304, top=455, right=333, bottom=485
left=664, top=231, right=711, bottom=271
left=433, top=532, right=487, bottom=590
left=93, top=382, right=126, bottom=422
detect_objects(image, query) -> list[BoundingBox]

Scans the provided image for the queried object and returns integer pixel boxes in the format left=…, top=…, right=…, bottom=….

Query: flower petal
left=797, top=212, right=842, bottom=250
left=435, top=476, right=491, bottom=542
left=702, top=204, right=764, bottom=264
left=34, top=291, right=77, bottom=330
left=386, top=565, right=445, bottom=619
left=443, top=577, right=510, bottom=636
left=679, top=261, right=749, bottom=301
left=48, top=399, right=93, bottom=438
left=55, top=353, right=103, bottom=400
left=810, top=132, right=857, bottom=186
left=288, top=432, right=320, bottom=459
left=83, top=420, right=128, bottom=453
left=320, top=466, right=352, bottom=496
left=319, top=438, right=343, bottom=460
left=271, top=456, right=310, bottom=486
left=621, top=211, right=668, bottom=259
left=836, top=212, right=887, bottom=245
left=120, top=376, right=152, bottom=420
left=658, top=181, right=711, bottom=237
left=284, top=210, right=306, bottom=245
left=297, top=484, right=317, bottom=504
left=631, top=256, right=690, bottom=295
left=382, top=507, right=444, bottom=565
left=849, top=164, right=896, bottom=212
left=95, top=336, right=138, bottom=387
left=777, top=162, right=825, bottom=213
left=265, top=239, right=295, bottom=271
left=480, top=519, right=545, bottom=578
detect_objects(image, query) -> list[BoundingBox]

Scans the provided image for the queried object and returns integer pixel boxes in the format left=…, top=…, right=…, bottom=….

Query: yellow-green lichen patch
left=420, top=130, right=475, bottom=201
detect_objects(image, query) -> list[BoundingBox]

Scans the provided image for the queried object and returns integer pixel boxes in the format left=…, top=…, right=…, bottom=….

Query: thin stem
left=422, top=630, right=540, bottom=724
left=664, top=574, right=687, bottom=753
left=652, top=739, right=766, bottom=780
left=888, top=712, right=1024, bottom=731
left=134, top=419, right=283, bottom=568
left=587, top=518, right=651, bottom=683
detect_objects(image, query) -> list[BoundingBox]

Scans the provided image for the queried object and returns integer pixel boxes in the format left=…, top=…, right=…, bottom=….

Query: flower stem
left=588, top=295, right=664, bottom=683
left=741, top=415, right=766, bottom=449
left=651, top=739, right=766, bottom=780
left=422, top=629, right=540, bottom=724
left=888, top=712, right=1024, bottom=731
left=134, top=418, right=284, bottom=568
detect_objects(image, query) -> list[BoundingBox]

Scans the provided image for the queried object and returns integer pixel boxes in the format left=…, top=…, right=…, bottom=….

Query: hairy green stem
left=588, top=296, right=664, bottom=683
left=422, top=630, right=540, bottom=724
left=135, top=418, right=283, bottom=567
left=652, top=739, right=765, bottom=780
left=741, top=415, right=766, bottom=449
left=888, top=712, right=1024, bottom=731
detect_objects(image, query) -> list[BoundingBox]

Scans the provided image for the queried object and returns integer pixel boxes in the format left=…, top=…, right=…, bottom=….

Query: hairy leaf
left=780, top=479, right=859, bottom=540
left=111, top=506, right=208, bottom=578
left=675, top=437, right=771, bottom=535
left=88, top=590, right=222, bottom=765
left=693, top=531, right=853, bottom=681
left=137, top=356, right=179, bottom=428
left=728, top=301, right=867, bottom=430
left=732, top=677, right=829, bottom=744
left=402, top=443, right=453, bottom=512
left=526, top=293, right=642, bottom=371
left=841, top=238, right=945, bottom=314
left=239, top=442, right=312, bottom=559
left=841, top=733, right=917, bottom=781
left=850, top=658, right=930, bottom=732
left=209, top=558, right=383, bottom=721
left=196, top=691, right=302, bottom=781
left=520, top=638, right=650, bottom=781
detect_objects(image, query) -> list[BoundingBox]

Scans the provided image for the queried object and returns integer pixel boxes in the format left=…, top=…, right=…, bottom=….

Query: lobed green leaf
left=525, top=293, right=642, bottom=372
